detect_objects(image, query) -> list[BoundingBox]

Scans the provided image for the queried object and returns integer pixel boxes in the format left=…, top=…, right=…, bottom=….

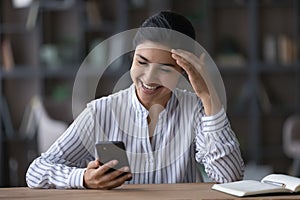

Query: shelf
left=0, top=24, right=31, bottom=34
left=0, top=66, right=79, bottom=79
left=0, top=66, right=123, bottom=79
left=258, top=0, right=295, bottom=8
left=219, top=66, right=249, bottom=74
left=0, top=67, right=39, bottom=79
left=39, top=0, right=78, bottom=11
left=42, top=67, right=79, bottom=78
left=212, top=0, right=247, bottom=8
left=259, top=63, right=300, bottom=73
left=84, top=20, right=118, bottom=33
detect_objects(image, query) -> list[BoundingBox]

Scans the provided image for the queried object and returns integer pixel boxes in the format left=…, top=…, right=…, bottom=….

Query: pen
left=263, top=180, right=286, bottom=187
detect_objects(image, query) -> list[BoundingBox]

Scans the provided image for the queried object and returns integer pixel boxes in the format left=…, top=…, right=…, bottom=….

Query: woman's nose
left=144, top=65, right=159, bottom=82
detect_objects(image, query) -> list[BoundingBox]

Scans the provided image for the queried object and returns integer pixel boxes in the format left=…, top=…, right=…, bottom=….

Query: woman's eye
left=160, top=66, right=172, bottom=73
left=161, top=68, right=171, bottom=72
left=137, top=61, right=147, bottom=65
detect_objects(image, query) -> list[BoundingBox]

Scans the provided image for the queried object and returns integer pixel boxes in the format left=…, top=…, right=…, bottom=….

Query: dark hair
left=133, top=11, right=196, bottom=49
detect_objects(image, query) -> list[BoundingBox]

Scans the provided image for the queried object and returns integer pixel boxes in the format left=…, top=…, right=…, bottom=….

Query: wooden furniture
left=1, top=183, right=300, bottom=200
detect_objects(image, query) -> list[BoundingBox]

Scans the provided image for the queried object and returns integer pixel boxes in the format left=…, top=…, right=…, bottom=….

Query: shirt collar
left=130, top=84, right=148, bottom=114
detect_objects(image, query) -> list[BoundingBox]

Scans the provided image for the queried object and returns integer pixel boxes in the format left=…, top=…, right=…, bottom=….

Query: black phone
left=95, top=141, right=132, bottom=180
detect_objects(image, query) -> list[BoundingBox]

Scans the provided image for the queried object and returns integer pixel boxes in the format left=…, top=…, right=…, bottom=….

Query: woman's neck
left=147, top=104, right=164, bottom=139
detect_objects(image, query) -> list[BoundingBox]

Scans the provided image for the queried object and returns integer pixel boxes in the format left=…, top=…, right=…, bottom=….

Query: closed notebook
left=212, top=174, right=300, bottom=197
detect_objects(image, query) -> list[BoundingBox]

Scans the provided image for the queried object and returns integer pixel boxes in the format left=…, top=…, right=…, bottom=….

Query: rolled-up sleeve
left=195, top=108, right=244, bottom=183
left=26, top=105, right=96, bottom=189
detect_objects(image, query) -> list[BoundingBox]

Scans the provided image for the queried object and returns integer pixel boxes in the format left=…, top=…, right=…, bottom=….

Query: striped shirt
left=26, top=84, right=244, bottom=188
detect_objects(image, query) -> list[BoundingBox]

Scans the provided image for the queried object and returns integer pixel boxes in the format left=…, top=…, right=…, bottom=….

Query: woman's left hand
left=171, top=49, right=221, bottom=116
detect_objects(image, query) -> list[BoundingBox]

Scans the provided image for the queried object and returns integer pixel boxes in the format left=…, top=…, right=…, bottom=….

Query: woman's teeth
left=142, top=83, right=158, bottom=90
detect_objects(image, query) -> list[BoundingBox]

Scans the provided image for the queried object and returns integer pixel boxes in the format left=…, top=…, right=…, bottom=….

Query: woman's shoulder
left=88, top=86, right=132, bottom=108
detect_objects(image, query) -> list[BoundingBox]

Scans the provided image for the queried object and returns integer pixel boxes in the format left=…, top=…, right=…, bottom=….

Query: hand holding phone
left=83, top=159, right=131, bottom=189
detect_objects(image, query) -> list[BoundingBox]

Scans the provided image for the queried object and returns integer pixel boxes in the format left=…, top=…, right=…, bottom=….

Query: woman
left=26, top=11, right=244, bottom=189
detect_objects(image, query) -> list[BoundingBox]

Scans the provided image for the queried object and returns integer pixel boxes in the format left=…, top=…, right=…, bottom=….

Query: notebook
left=212, top=174, right=300, bottom=197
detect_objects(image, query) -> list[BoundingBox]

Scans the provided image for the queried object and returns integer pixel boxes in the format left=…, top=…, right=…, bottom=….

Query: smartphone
left=95, top=141, right=132, bottom=180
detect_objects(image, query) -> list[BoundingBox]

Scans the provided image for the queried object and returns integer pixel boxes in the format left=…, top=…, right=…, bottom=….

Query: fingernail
left=123, top=166, right=129, bottom=172
left=112, top=160, right=118, bottom=165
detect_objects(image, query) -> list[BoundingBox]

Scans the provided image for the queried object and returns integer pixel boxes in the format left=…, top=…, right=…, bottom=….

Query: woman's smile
left=140, top=81, right=163, bottom=95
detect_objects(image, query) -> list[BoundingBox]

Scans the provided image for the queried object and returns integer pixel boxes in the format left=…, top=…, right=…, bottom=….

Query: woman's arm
left=26, top=107, right=96, bottom=189
left=172, top=48, right=244, bottom=182
left=194, top=107, right=244, bottom=183
left=26, top=101, right=132, bottom=189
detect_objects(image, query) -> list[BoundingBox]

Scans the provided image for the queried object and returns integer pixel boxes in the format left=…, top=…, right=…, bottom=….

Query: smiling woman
left=26, top=11, right=244, bottom=190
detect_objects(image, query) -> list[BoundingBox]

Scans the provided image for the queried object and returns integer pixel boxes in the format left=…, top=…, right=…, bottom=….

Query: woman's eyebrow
left=136, top=54, right=176, bottom=67
left=136, top=54, right=149, bottom=62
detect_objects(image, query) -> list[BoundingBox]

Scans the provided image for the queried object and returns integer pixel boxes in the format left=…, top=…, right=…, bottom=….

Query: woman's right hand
left=83, top=159, right=132, bottom=189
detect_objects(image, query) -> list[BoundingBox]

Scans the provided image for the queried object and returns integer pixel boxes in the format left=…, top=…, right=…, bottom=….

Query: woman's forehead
left=134, top=49, right=175, bottom=64
left=135, top=41, right=171, bottom=51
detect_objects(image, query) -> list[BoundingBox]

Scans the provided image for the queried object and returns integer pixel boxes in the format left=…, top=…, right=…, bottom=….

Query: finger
left=171, top=49, right=202, bottom=67
left=172, top=55, right=204, bottom=81
left=97, top=160, right=118, bottom=174
left=171, top=48, right=194, bottom=57
left=96, top=167, right=132, bottom=189
left=171, top=49, right=198, bottom=64
left=87, top=159, right=100, bottom=169
left=175, top=57, right=195, bottom=74
left=199, top=53, right=206, bottom=66
left=103, top=172, right=132, bottom=190
left=199, top=52, right=205, bottom=62
left=171, top=53, right=194, bottom=73
left=171, top=50, right=198, bottom=71
left=103, top=166, right=131, bottom=181
left=111, top=166, right=130, bottom=177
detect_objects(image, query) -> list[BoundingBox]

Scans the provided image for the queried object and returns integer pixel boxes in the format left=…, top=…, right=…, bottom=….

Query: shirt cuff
left=68, top=168, right=86, bottom=189
left=201, top=107, right=228, bottom=132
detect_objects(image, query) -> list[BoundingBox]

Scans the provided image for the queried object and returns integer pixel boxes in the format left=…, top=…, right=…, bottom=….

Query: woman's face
left=130, top=41, right=183, bottom=109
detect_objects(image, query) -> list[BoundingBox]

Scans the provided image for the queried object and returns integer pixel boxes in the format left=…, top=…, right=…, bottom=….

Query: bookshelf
left=0, top=0, right=299, bottom=186
left=169, top=0, right=300, bottom=172
left=0, top=0, right=129, bottom=186
left=180, top=0, right=300, bottom=172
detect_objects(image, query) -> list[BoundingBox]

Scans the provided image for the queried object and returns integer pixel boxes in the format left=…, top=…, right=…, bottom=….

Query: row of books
left=1, top=34, right=298, bottom=71
left=215, top=34, right=298, bottom=68
left=263, top=34, right=298, bottom=66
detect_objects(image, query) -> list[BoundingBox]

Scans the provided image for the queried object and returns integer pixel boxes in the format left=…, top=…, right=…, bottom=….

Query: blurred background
left=1, top=0, right=300, bottom=187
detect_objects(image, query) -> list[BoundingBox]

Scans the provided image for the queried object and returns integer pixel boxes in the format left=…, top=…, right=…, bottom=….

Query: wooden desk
left=0, top=183, right=299, bottom=200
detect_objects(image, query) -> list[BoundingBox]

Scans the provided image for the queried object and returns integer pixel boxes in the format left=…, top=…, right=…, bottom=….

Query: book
left=263, top=34, right=277, bottom=64
left=278, top=35, right=297, bottom=66
left=212, top=174, right=300, bottom=197
left=86, top=0, right=102, bottom=27
left=1, top=38, right=15, bottom=71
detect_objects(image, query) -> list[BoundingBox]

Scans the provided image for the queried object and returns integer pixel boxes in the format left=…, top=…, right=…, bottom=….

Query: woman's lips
left=141, top=82, right=162, bottom=95
left=142, top=83, right=158, bottom=90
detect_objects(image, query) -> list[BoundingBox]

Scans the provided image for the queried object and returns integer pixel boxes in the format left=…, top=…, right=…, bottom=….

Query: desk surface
left=1, top=183, right=300, bottom=200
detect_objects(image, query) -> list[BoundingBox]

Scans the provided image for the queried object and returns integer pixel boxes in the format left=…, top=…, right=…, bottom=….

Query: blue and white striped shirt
left=26, top=84, right=244, bottom=188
